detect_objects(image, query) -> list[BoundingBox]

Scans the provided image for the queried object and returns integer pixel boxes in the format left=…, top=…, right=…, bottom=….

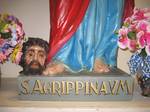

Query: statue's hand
left=43, top=62, right=65, bottom=75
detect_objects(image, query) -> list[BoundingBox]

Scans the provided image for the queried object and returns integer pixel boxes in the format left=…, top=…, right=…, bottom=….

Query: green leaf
left=0, top=32, right=12, bottom=39
left=127, top=31, right=136, bottom=40
left=123, top=23, right=129, bottom=27
left=114, top=30, right=118, bottom=35
left=0, top=21, right=7, bottom=32
left=140, top=48, right=147, bottom=57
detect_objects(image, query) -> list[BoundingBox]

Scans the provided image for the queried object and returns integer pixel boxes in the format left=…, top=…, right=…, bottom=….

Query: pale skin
left=43, top=58, right=109, bottom=75
left=43, top=62, right=65, bottom=75
left=93, top=58, right=110, bottom=73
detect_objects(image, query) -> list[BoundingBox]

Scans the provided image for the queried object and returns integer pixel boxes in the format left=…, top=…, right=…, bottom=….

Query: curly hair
left=19, top=37, right=49, bottom=68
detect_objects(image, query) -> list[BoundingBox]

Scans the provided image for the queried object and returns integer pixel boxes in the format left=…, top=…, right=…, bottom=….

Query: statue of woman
left=43, top=0, right=134, bottom=75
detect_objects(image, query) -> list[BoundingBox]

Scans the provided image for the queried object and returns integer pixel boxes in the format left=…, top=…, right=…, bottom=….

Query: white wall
left=0, top=0, right=49, bottom=77
left=0, top=0, right=150, bottom=77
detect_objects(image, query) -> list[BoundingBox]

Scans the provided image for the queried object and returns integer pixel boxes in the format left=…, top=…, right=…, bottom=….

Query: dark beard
left=23, top=61, right=45, bottom=75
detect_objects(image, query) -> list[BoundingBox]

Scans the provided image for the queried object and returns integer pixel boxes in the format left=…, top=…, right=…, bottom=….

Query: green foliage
left=140, top=48, right=147, bottom=57
left=0, top=32, right=12, bottom=39
left=127, top=31, right=136, bottom=40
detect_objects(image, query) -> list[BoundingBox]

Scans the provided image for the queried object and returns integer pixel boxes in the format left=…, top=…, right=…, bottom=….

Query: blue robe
left=52, top=0, right=124, bottom=72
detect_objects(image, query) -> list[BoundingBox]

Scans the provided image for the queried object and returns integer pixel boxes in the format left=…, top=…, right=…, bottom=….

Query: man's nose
left=33, top=54, right=38, bottom=60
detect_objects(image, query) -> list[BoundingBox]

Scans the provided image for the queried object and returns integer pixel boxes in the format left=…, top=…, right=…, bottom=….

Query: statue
left=43, top=0, right=134, bottom=75
left=19, top=37, right=49, bottom=75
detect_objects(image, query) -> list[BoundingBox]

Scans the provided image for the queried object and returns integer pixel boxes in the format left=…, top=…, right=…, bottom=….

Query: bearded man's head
left=19, top=37, right=49, bottom=75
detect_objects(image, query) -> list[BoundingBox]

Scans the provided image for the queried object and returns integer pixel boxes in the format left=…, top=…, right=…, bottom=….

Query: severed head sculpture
left=19, top=37, right=49, bottom=75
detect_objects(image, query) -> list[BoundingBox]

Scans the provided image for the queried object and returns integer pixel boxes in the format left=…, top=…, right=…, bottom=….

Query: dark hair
left=19, top=37, right=49, bottom=68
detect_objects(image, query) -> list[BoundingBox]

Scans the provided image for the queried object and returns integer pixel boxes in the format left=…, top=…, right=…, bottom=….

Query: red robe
left=47, top=0, right=135, bottom=62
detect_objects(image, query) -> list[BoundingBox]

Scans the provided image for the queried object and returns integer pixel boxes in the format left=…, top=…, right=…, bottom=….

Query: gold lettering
left=131, top=81, right=134, bottom=95
left=66, top=81, right=74, bottom=95
left=75, top=81, right=84, bottom=95
left=43, top=82, right=51, bottom=94
left=85, top=81, right=90, bottom=95
left=116, top=80, right=129, bottom=95
left=89, top=81, right=99, bottom=95
left=123, top=80, right=133, bottom=95
left=20, top=79, right=30, bottom=95
left=51, top=81, right=61, bottom=96
left=61, top=81, right=66, bottom=95
left=125, top=80, right=131, bottom=95
left=99, top=81, right=108, bottom=95
left=109, top=80, right=118, bottom=95
left=32, top=80, right=44, bottom=94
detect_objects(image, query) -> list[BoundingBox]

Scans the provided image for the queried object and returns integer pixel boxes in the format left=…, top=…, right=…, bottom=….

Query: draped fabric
left=122, top=0, right=135, bottom=22
left=47, top=0, right=90, bottom=62
left=48, top=0, right=134, bottom=72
